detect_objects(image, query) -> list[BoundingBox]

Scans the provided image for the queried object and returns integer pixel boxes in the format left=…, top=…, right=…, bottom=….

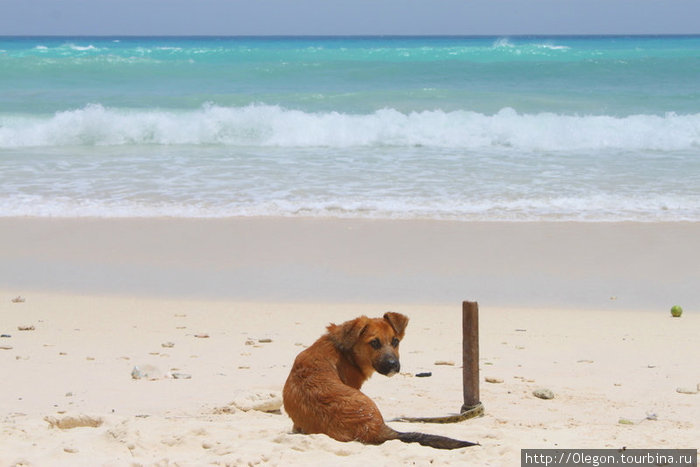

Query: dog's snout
left=376, top=354, right=400, bottom=376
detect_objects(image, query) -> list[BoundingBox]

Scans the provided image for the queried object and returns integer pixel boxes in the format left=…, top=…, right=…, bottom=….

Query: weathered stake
left=390, top=300, right=483, bottom=423
left=461, top=301, right=481, bottom=411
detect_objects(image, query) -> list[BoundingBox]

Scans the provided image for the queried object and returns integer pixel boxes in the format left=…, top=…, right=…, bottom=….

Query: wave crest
left=1, top=104, right=698, bottom=151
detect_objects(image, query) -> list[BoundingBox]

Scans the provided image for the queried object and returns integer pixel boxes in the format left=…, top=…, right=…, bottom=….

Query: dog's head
left=328, top=312, right=409, bottom=377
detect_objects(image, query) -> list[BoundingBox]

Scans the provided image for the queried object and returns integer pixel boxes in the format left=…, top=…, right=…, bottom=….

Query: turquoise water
left=1, top=36, right=699, bottom=220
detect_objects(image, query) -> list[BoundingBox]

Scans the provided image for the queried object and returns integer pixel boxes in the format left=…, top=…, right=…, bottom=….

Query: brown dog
left=282, top=312, right=477, bottom=449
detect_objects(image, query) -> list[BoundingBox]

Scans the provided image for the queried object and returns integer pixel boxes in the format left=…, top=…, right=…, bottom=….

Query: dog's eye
left=369, top=338, right=381, bottom=349
left=391, top=337, right=399, bottom=348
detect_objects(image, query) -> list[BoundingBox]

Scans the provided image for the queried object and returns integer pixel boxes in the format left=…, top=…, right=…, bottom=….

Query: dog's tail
left=395, top=431, right=478, bottom=450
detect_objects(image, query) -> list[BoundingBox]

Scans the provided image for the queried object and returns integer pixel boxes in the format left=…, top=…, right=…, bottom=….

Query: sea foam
left=1, top=104, right=698, bottom=152
left=2, top=191, right=698, bottom=221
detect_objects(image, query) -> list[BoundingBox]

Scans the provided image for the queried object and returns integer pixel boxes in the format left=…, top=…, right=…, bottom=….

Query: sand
left=1, top=218, right=699, bottom=466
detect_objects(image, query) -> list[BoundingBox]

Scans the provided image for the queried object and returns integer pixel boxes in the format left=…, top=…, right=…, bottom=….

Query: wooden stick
left=391, top=301, right=483, bottom=423
left=461, top=301, right=480, bottom=411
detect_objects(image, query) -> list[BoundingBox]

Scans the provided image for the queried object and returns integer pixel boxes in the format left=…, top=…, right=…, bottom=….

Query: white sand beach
left=0, top=218, right=698, bottom=466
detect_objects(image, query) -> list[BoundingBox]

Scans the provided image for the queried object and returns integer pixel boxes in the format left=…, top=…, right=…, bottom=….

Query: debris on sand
left=131, top=364, right=162, bottom=380
left=44, top=414, right=103, bottom=429
left=533, top=388, right=555, bottom=400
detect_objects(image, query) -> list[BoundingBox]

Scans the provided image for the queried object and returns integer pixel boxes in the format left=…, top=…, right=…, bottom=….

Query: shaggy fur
left=283, top=312, right=477, bottom=450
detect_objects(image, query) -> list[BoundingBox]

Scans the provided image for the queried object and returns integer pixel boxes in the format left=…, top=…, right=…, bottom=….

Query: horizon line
left=2, top=33, right=700, bottom=39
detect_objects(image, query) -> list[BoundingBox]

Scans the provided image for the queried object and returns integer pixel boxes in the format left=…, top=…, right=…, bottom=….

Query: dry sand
left=0, top=218, right=698, bottom=466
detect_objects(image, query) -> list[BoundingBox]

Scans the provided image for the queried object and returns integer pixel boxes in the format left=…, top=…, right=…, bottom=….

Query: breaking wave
left=1, top=104, right=698, bottom=152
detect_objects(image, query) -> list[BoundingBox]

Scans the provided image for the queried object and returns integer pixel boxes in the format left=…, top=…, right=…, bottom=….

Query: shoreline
left=1, top=216, right=699, bottom=310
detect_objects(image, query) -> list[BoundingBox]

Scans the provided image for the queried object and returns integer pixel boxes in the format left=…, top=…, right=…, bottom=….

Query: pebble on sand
left=533, top=388, right=555, bottom=400
left=131, top=364, right=162, bottom=380
left=675, top=387, right=698, bottom=395
left=18, top=325, right=35, bottom=331
left=485, top=377, right=504, bottom=384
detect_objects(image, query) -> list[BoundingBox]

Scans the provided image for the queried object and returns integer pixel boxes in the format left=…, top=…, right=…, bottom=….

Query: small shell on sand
left=434, top=360, right=455, bottom=366
left=161, top=341, right=175, bottom=348
left=676, top=387, right=698, bottom=395
left=167, top=372, right=192, bottom=379
left=131, top=364, right=162, bottom=380
left=533, top=388, right=555, bottom=400
left=485, top=377, right=504, bottom=384
left=18, top=325, right=35, bottom=331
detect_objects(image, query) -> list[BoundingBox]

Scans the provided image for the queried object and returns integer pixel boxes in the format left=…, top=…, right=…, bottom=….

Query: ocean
left=1, top=35, right=699, bottom=221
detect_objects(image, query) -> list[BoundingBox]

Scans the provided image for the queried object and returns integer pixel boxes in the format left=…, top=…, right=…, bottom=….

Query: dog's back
left=283, top=313, right=478, bottom=449
left=283, top=329, right=394, bottom=443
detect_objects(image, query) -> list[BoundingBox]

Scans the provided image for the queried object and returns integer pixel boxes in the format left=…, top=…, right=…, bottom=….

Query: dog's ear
left=327, top=316, right=370, bottom=352
left=383, top=312, right=409, bottom=339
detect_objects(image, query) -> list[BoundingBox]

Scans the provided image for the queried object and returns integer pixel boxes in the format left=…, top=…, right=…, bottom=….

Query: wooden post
left=391, top=300, right=483, bottom=423
left=461, top=301, right=480, bottom=411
